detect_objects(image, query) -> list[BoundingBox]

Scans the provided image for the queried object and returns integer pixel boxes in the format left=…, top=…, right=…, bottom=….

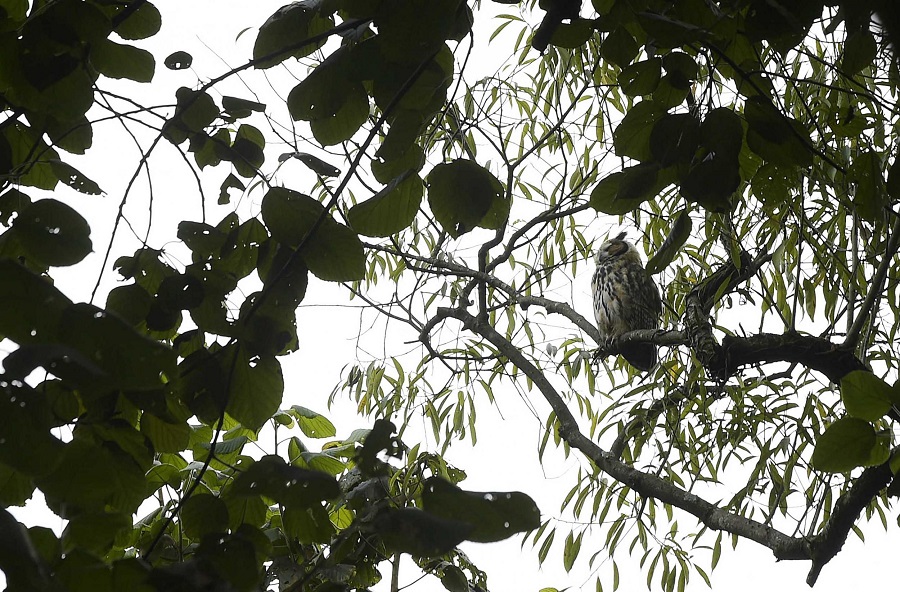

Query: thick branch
left=431, top=307, right=810, bottom=561
left=805, top=459, right=894, bottom=585
left=721, top=332, right=866, bottom=382
left=421, top=303, right=895, bottom=585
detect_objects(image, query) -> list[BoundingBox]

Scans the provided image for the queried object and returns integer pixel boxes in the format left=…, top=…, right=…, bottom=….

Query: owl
left=591, top=232, right=662, bottom=371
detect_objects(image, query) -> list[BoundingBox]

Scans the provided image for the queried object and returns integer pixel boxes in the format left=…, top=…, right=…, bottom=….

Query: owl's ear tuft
left=608, top=241, right=629, bottom=257
left=614, top=231, right=627, bottom=241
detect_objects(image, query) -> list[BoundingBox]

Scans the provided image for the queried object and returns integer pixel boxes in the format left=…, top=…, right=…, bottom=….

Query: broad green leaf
left=750, top=163, right=792, bottom=211
left=222, top=96, right=266, bottom=115
left=0, top=259, right=72, bottom=343
left=253, top=4, right=334, bottom=69
left=58, top=303, right=177, bottom=391
left=289, top=406, right=337, bottom=438
left=222, top=344, right=283, bottom=432
left=426, top=159, right=505, bottom=237
left=146, top=463, right=182, bottom=494
left=195, top=530, right=262, bottom=591
left=2, top=343, right=105, bottom=389
left=12, top=198, right=92, bottom=266
left=111, top=1, right=162, bottom=40
left=372, top=144, right=425, bottom=184
left=178, top=220, right=227, bottom=259
left=680, top=156, right=739, bottom=212
left=0, top=509, right=50, bottom=590
left=373, top=507, right=471, bottom=557
left=181, top=494, right=229, bottom=540
left=62, top=511, right=131, bottom=555
left=141, top=413, right=191, bottom=453
left=309, top=83, right=369, bottom=146
left=286, top=49, right=353, bottom=121
left=0, top=462, right=35, bottom=507
left=441, top=565, right=469, bottom=592
left=590, top=164, right=662, bottom=215
left=3, top=124, right=60, bottom=190
left=840, top=370, right=893, bottom=421
left=260, top=187, right=366, bottom=282
left=652, top=73, right=691, bottom=109
left=231, top=455, right=339, bottom=508
left=164, top=88, right=219, bottom=144
left=372, top=0, right=460, bottom=59
left=421, top=477, right=541, bottom=543
left=887, top=155, right=900, bottom=202
left=90, top=39, right=155, bottom=82
left=0, top=0, right=28, bottom=22
left=636, top=11, right=703, bottom=48
left=219, top=217, right=266, bottom=278
left=349, top=172, right=423, bottom=237
left=49, top=160, right=103, bottom=195
left=376, top=109, right=428, bottom=161
left=744, top=96, right=813, bottom=168
left=0, top=189, right=30, bottom=225
left=600, top=27, right=638, bottom=67
left=613, top=101, right=666, bottom=162
left=164, top=51, right=192, bottom=70
left=662, top=52, right=699, bottom=83
left=0, top=383, right=65, bottom=477
left=549, top=18, right=594, bottom=48
left=196, top=435, right=249, bottom=457
left=286, top=152, right=340, bottom=177
left=229, top=124, right=266, bottom=178
left=620, top=58, right=662, bottom=97
left=235, top=291, right=298, bottom=357
left=35, top=438, right=147, bottom=513
left=283, top=505, right=335, bottom=544
left=106, top=283, right=153, bottom=327
left=650, top=113, right=699, bottom=167
left=223, top=488, right=268, bottom=530
left=811, top=417, right=877, bottom=473
left=700, top=107, right=744, bottom=158
left=219, top=172, right=245, bottom=205
left=299, top=452, right=345, bottom=475
left=841, top=30, right=877, bottom=76
left=43, top=115, right=93, bottom=155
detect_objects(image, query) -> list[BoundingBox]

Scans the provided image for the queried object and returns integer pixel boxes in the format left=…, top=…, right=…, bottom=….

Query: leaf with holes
left=12, top=199, right=92, bottom=266
left=421, top=477, right=540, bottom=543
left=221, top=344, right=283, bottom=432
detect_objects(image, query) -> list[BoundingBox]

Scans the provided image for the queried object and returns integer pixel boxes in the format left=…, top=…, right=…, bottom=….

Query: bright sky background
left=4, top=2, right=896, bottom=591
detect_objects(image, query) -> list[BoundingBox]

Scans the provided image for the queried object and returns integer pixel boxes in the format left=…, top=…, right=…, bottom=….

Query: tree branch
left=431, top=307, right=810, bottom=562
left=805, top=457, right=894, bottom=585
left=843, top=215, right=900, bottom=349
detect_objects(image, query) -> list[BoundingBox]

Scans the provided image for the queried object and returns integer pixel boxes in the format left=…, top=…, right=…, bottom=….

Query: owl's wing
left=623, top=267, right=661, bottom=331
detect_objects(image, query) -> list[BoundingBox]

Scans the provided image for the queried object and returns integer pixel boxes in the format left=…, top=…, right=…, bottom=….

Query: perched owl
left=591, top=232, right=662, bottom=371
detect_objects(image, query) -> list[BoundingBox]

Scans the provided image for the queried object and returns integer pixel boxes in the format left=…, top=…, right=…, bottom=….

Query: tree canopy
left=2, top=0, right=900, bottom=591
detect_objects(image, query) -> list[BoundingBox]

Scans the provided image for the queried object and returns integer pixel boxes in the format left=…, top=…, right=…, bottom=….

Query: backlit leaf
left=421, top=477, right=541, bottom=543
left=427, top=159, right=505, bottom=237
left=12, top=198, right=92, bottom=266
left=811, top=417, right=876, bottom=473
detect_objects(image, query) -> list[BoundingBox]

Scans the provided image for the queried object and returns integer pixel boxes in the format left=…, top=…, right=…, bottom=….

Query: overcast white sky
left=4, top=2, right=896, bottom=591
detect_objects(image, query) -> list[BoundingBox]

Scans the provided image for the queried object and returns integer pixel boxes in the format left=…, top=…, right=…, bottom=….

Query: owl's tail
left=620, top=343, right=656, bottom=372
